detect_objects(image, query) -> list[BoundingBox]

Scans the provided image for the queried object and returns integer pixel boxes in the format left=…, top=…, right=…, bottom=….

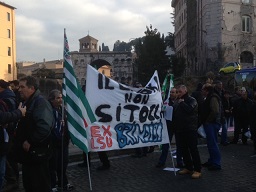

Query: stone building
left=71, top=35, right=134, bottom=86
left=172, top=0, right=256, bottom=75
left=17, top=35, right=134, bottom=86
left=171, top=0, right=188, bottom=73
left=17, top=59, right=62, bottom=76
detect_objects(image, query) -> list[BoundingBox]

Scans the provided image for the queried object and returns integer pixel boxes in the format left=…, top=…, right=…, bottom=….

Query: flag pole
left=86, top=154, right=92, bottom=191
left=63, top=28, right=95, bottom=191
left=169, top=143, right=177, bottom=176
left=61, top=29, right=66, bottom=191
left=162, top=72, right=176, bottom=175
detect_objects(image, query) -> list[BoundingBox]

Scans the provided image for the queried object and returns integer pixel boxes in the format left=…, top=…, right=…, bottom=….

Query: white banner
left=86, top=65, right=169, bottom=152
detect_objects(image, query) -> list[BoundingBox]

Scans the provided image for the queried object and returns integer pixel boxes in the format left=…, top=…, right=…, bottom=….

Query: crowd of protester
left=0, top=77, right=74, bottom=192
left=152, top=79, right=256, bottom=179
left=1, top=75, right=256, bottom=192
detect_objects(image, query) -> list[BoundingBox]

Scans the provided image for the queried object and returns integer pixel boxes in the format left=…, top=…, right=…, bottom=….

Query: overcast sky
left=6, top=0, right=174, bottom=62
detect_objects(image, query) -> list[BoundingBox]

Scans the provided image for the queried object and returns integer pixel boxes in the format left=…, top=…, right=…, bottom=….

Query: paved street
left=66, top=142, right=256, bottom=192
left=15, top=140, right=256, bottom=192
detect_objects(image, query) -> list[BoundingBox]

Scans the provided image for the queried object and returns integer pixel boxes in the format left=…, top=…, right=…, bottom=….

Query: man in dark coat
left=232, top=88, right=253, bottom=144
left=173, top=85, right=202, bottom=179
left=15, top=76, right=54, bottom=192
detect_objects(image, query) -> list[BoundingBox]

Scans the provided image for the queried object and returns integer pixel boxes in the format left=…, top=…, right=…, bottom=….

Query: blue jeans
left=0, top=155, right=6, bottom=189
left=204, top=123, right=221, bottom=167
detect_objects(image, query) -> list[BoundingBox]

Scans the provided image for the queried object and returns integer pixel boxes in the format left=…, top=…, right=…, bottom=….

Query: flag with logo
left=62, top=29, right=96, bottom=153
left=162, top=73, right=174, bottom=106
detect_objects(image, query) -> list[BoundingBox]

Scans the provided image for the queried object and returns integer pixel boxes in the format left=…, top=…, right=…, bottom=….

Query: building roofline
left=0, top=1, right=16, bottom=9
left=79, top=35, right=98, bottom=41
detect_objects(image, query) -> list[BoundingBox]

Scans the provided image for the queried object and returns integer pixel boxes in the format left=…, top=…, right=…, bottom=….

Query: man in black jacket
left=173, top=85, right=202, bottom=179
left=232, top=88, right=253, bottom=144
left=15, top=76, right=54, bottom=192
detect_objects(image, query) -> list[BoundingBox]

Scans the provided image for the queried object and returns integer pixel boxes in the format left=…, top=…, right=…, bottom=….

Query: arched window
left=242, top=15, right=251, bottom=33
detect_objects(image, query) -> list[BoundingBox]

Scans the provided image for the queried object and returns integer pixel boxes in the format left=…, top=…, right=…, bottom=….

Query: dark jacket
left=222, top=97, right=231, bottom=118
left=14, top=89, right=54, bottom=163
left=51, top=106, right=70, bottom=147
left=201, top=92, right=221, bottom=124
left=0, top=88, right=16, bottom=102
left=173, top=93, right=198, bottom=132
left=0, top=88, right=22, bottom=156
left=233, top=97, right=253, bottom=121
left=250, top=100, right=256, bottom=129
left=0, top=109, right=23, bottom=156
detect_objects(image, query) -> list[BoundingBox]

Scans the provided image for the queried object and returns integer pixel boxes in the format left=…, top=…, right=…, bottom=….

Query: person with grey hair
left=173, top=85, right=202, bottom=179
left=48, top=89, right=73, bottom=192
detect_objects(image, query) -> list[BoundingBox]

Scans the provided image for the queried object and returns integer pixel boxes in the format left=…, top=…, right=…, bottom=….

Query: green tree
left=170, top=55, right=186, bottom=78
left=165, top=32, right=186, bottom=78
left=134, top=25, right=169, bottom=85
left=113, top=40, right=132, bottom=52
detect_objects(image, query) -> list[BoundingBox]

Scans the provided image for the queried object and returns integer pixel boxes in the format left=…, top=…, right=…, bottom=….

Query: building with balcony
left=0, top=2, right=16, bottom=81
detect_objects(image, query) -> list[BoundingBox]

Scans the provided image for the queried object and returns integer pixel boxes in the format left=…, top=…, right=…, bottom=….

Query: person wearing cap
left=232, top=88, right=253, bottom=144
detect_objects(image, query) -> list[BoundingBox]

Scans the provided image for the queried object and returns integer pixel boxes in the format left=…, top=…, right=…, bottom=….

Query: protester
left=173, top=85, right=201, bottom=179
left=201, top=83, right=222, bottom=171
left=48, top=89, right=74, bottom=192
left=250, top=89, right=256, bottom=157
left=0, top=80, right=19, bottom=191
left=9, top=80, right=21, bottom=103
left=0, top=102, right=26, bottom=190
left=230, top=86, right=241, bottom=127
left=156, top=87, right=183, bottom=168
left=213, top=80, right=228, bottom=146
left=191, top=82, right=204, bottom=126
left=96, top=151, right=110, bottom=170
left=221, top=90, right=232, bottom=145
left=232, top=87, right=253, bottom=145
left=14, top=76, right=54, bottom=192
